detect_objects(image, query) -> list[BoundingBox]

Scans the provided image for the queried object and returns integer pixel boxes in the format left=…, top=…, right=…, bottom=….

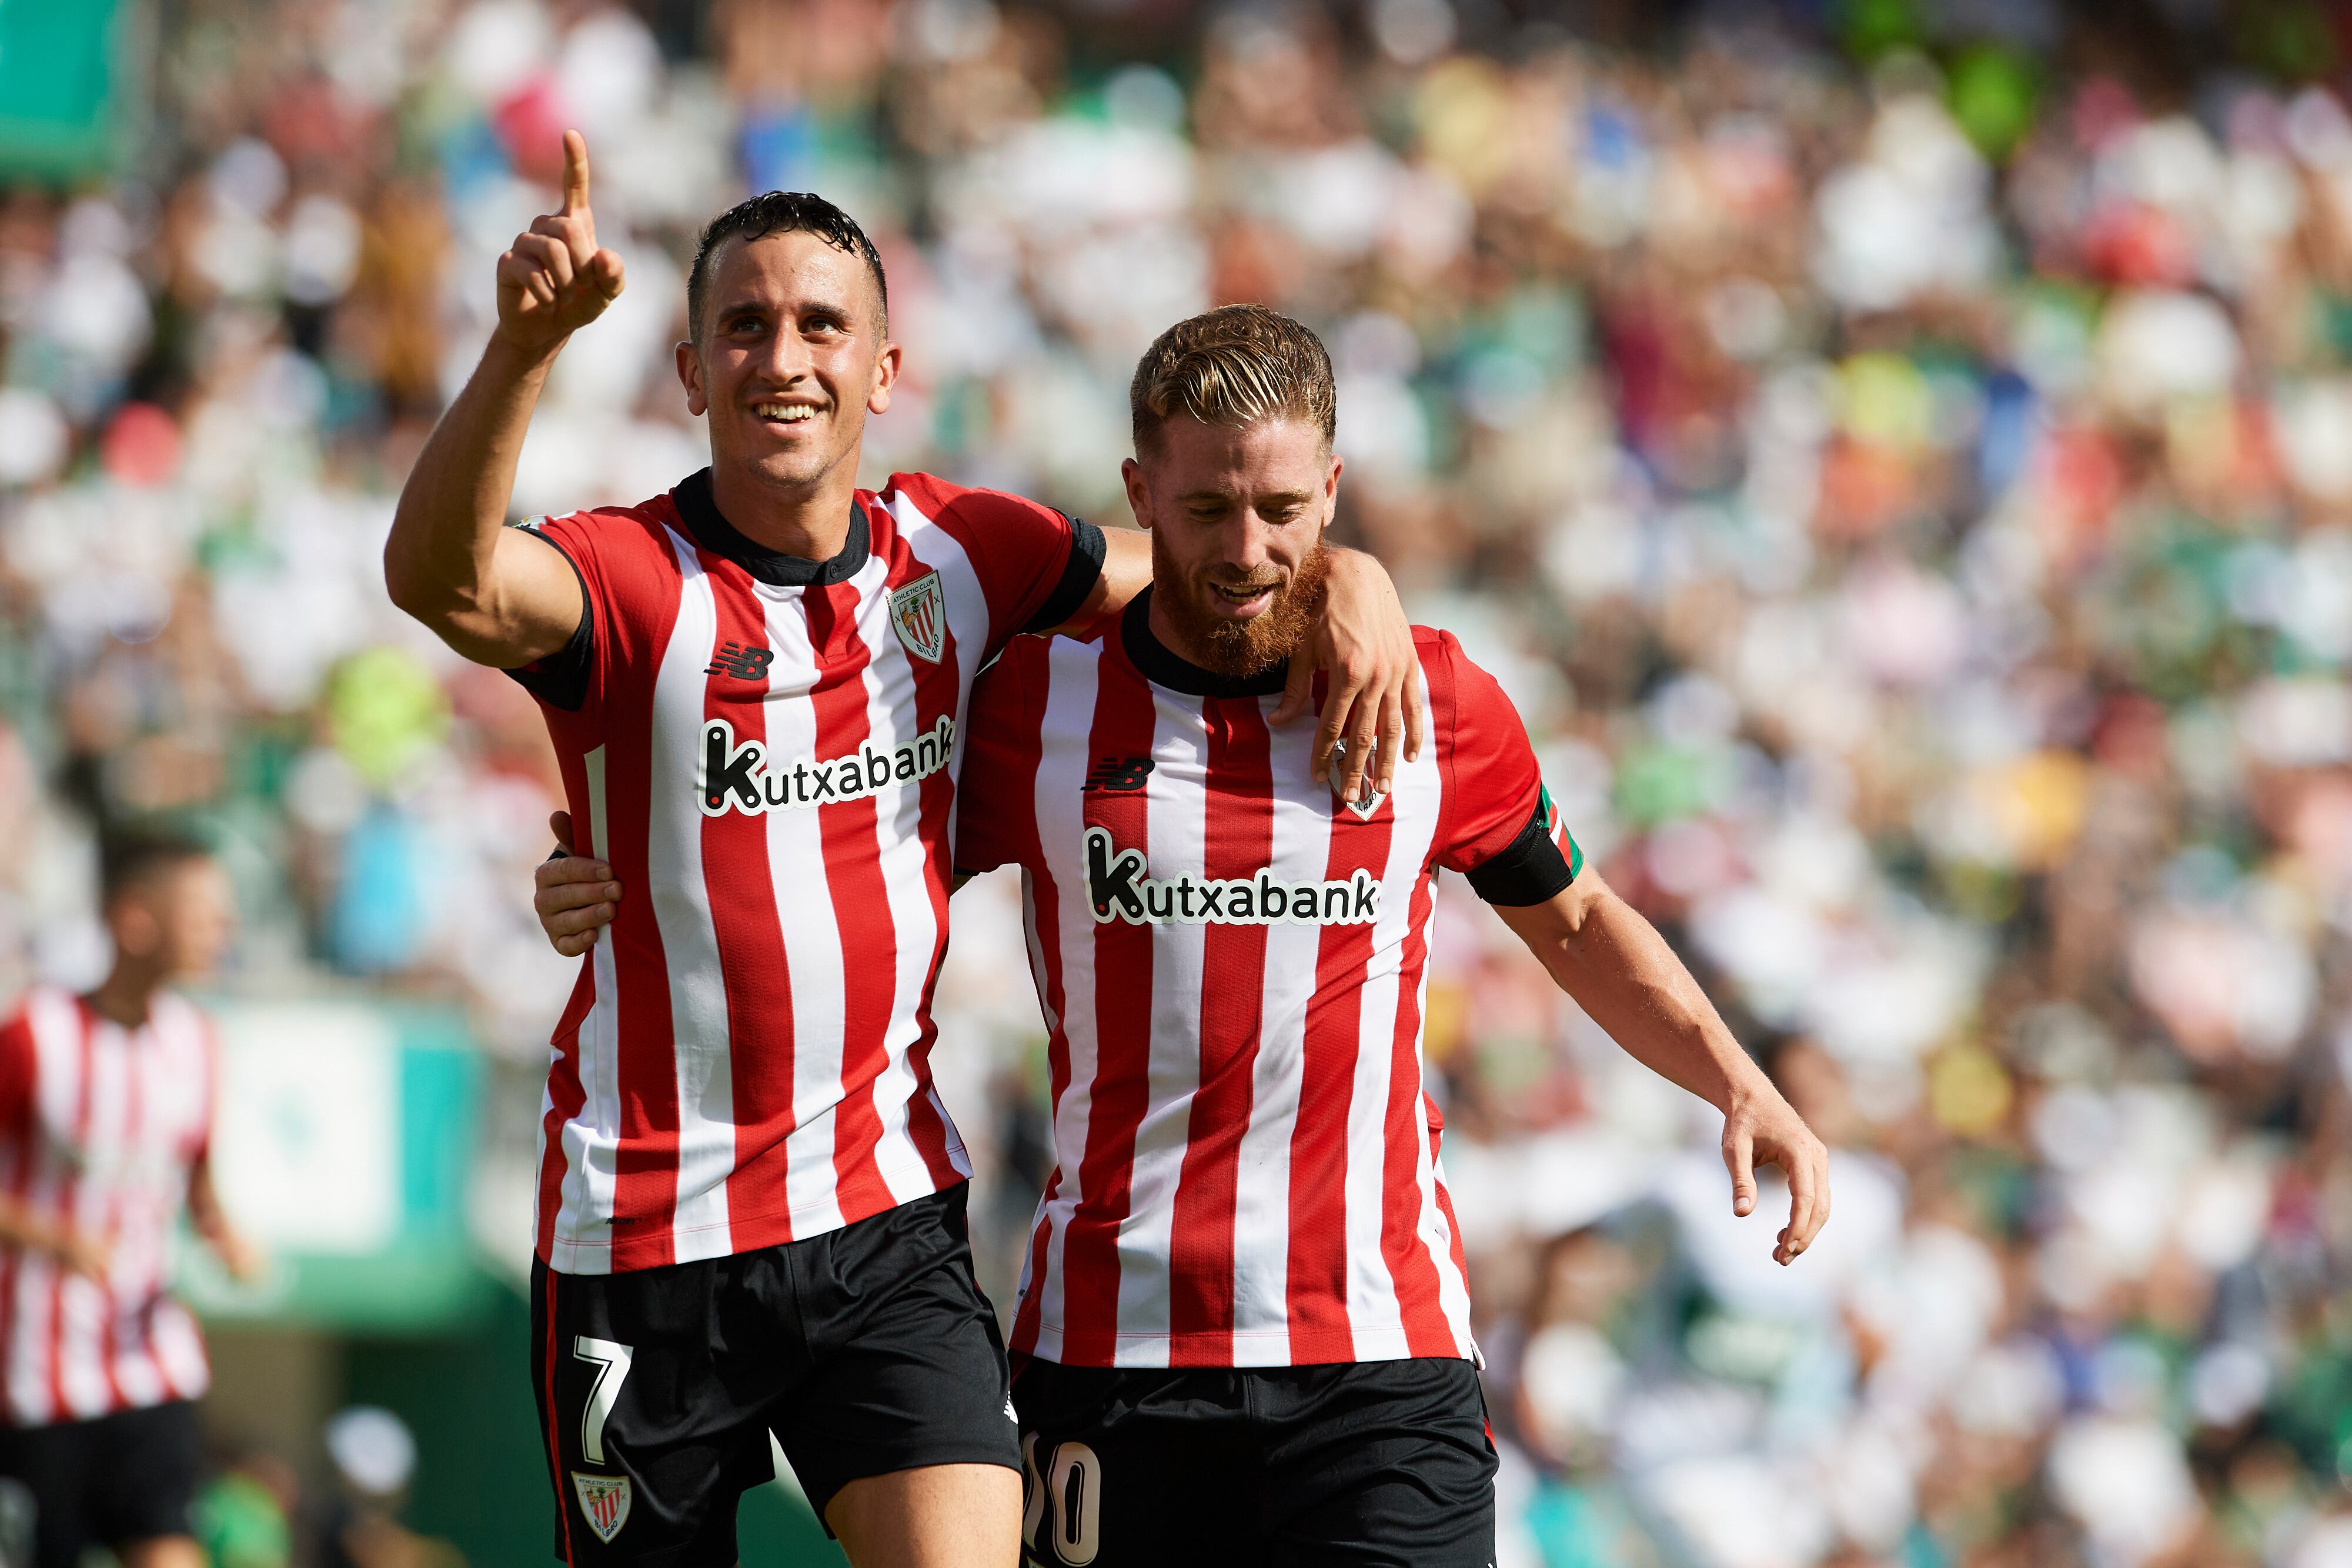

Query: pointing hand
left=495, top=129, right=627, bottom=352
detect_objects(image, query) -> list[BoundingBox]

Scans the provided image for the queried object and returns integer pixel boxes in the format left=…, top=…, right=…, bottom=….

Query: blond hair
left=1130, top=305, right=1337, bottom=455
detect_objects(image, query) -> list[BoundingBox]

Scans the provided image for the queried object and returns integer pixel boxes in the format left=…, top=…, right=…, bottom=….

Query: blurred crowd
left=5, top=0, right=2352, bottom=1564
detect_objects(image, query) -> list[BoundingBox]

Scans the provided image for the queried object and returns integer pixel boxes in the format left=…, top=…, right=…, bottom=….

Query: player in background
left=384, top=131, right=1422, bottom=1568
left=0, top=830, right=262, bottom=1568
left=536, top=306, right=1832, bottom=1565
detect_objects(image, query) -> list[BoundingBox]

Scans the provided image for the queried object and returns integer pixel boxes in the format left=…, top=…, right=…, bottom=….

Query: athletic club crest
left=573, top=1473, right=632, bottom=1544
left=890, top=570, right=946, bottom=664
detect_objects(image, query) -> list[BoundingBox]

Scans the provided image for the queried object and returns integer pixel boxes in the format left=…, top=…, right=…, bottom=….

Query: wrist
left=484, top=327, right=569, bottom=375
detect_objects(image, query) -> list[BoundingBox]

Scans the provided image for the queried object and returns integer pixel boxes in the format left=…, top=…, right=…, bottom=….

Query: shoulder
left=876, top=473, right=1066, bottom=534
left=524, top=494, right=687, bottom=566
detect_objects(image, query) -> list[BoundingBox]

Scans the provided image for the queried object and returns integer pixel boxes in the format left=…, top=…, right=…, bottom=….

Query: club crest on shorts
left=572, top=1473, right=632, bottom=1544
left=890, top=571, right=947, bottom=664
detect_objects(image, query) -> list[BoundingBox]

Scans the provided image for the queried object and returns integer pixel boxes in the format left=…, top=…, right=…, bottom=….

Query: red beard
left=1152, top=539, right=1331, bottom=678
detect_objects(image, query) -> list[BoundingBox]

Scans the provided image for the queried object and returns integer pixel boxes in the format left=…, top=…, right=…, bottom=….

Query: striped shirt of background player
left=957, top=618, right=1579, bottom=1369
left=0, top=985, right=213, bottom=1425
left=516, top=472, right=1098, bottom=1275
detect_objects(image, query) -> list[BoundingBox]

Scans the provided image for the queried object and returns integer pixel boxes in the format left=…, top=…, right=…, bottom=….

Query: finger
left=1722, top=1126, right=1757, bottom=1219
left=514, top=232, right=575, bottom=295
left=1314, top=670, right=1366, bottom=785
left=549, top=810, right=574, bottom=847
left=497, top=249, right=554, bottom=306
left=536, top=881, right=623, bottom=917
left=544, top=904, right=619, bottom=939
left=532, top=211, right=596, bottom=268
left=1272, top=655, right=1313, bottom=727
left=534, top=856, right=613, bottom=891
left=1339, top=696, right=1378, bottom=804
left=1402, top=667, right=1426, bottom=763
left=562, top=128, right=592, bottom=215
left=1373, top=686, right=1404, bottom=797
left=554, top=930, right=600, bottom=957
left=588, top=248, right=624, bottom=300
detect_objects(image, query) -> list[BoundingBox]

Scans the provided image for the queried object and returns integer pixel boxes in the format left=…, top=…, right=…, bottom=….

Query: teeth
left=756, top=404, right=817, bottom=422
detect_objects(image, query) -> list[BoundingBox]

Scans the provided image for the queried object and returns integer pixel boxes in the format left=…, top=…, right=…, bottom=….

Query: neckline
left=1120, top=590, right=1291, bottom=698
left=671, top=468, right=870, bottom=587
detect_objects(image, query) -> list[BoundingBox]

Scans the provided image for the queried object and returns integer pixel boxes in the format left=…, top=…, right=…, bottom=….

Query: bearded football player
left=383, top=132, right=1426, bottom=1568
left=536, top=304, right=1832, bottom=1566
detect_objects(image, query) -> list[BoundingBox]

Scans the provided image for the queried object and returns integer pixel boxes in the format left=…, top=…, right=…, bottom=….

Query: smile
left=753, top=402, right=821, bottom=424
left=1209, top=581, right=1276, bottom=607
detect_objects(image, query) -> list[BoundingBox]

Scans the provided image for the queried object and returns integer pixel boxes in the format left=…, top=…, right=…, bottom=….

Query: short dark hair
left=1130, top=305, right=1337, bottom=457
left=99, top=825, right=213, bottom=907
left=686, top=191, right=888, bottom=342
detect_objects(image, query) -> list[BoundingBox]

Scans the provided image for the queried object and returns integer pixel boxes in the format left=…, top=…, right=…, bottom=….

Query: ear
left=1121, top=457, right=1153, bottom=531
left=1322, top=452, right=1342, bottom=533
left=867, top=338, right=903, bottom=416
left=111, top=903, right=161, bottom=960
left=676, top=340, right=707, bottom=417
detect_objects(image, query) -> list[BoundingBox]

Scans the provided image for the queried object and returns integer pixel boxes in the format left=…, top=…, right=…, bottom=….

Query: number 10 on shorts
left=1021, top=1434, right=1101, bottom=1566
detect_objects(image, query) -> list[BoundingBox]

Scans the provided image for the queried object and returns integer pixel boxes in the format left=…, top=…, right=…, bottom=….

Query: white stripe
left=648, top=527, right=735, bottom=1261
left=56, top=1021, right=125, bottom=1417
left=550, top=744, right=622, bottom=1273
left=760, top=583, right=848, bottom=1236
left=8, top=1251, right=52, bottom=1425
left=1342, top=713, right=1446, bottom=1360
left=1224, top=712, right=1327, bottom=1367
left=1110, top=690, right=1211, bottom=1366
left=148, top=1299, right=209, bottom=1400
left=1028, top=647, right=1095, bottom=1360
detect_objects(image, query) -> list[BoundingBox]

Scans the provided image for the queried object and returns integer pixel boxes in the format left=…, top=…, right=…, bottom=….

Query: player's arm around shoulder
left=383, top=129, right=620, bottom=669
left=1491, top=872, right=1832, bottom=1266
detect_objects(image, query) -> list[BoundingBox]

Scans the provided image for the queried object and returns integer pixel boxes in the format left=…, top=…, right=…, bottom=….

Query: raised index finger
left=562, top=129, right=592, bottom=215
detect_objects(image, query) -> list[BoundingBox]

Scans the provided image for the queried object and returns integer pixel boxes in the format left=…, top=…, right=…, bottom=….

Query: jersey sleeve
left=908, top=479, right=1105, bottom=658
left=1428, top=631, right=1584, bottom=905
left=951, top=643, right=1046, bottom=876
left=501, top=512, right=609, bottom=721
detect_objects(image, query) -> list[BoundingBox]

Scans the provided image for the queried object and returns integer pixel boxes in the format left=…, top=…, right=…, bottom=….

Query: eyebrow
left=1175, top=487, right=1316, bottom=506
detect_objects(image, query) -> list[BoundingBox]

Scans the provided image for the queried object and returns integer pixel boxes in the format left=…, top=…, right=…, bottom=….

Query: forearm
left=383, top=334, right=567, bottom=657
left=1522, top=888, right=1770, bottom=1115
left=0, top=1195, right=81, bottom=1258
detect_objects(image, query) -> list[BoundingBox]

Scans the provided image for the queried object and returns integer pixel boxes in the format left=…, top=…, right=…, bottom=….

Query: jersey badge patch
left=572, top=1472, right=632, bottom=1543
left=890, top=571, right=947, bottom=664
left=1327, top=739, right=1387, bottom=821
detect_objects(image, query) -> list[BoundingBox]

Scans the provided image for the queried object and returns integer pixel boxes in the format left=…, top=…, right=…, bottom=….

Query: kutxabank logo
left=699, top=716, right=956, bottom=816
left=1084, top=826, right=1381, bottom=927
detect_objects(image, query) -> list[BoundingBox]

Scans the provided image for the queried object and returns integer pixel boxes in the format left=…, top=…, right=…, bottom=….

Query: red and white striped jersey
left=0, top=985, right=215, bottom=1425
left=516, top=468, right=1101, bottom=1275
left=956, top=596, right=1581, bottom=1369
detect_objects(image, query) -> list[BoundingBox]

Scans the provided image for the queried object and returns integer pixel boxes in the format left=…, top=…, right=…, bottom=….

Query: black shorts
left=531, top=1183, right=1018, bottom=1566
left=0, top=1399, right=202, bottom=1568
left=1012, top=1356, right=1496, bottom=1568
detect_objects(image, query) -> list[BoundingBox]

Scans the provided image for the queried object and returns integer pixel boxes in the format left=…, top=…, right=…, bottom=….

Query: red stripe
left=0, top=1011, right=30, bottom=1419
left=883, top=524, right=968, bottom=1191
left=543, top=1269, right=576, bottom=1566
left=599, top=529, right=687, bottom=1272
left=1285, top=795, right=1395, bottom=1364
left=804, top=579, right=899, bottom=1220
left=703, top=562, right=796, bottom=1246
left=1378, top=879, right=1455, bottom=1357
left=1165, top=698, right=1275, bottom=1363
left=1058, top=645, right=1158, bottom=1365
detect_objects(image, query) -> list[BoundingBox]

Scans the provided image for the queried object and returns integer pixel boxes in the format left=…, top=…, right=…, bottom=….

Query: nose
left=757, top=322, right=814, bottom=385
left=1219, top=510, right=1276, bottom=575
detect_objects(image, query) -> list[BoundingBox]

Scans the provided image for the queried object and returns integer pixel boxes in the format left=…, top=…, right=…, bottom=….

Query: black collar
left=671, top=468, right=869, bottom=587
left=1120, top=590, right=1290, bottom=698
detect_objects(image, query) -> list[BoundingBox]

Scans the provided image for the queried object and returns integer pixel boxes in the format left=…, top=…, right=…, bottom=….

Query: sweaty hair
left=686, top=190, right=889, bottom=342
left=99, top=825, right=213, bottom=907
left=1130, top=304, right=1337, bottom=456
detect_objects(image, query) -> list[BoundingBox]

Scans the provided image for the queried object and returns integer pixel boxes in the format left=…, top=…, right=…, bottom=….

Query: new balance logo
left=1082, top=756, right=1154, bottom=793
left=1083, top=826, right=1381, bottom=927
left=704, top=642, right=774, bottom=681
